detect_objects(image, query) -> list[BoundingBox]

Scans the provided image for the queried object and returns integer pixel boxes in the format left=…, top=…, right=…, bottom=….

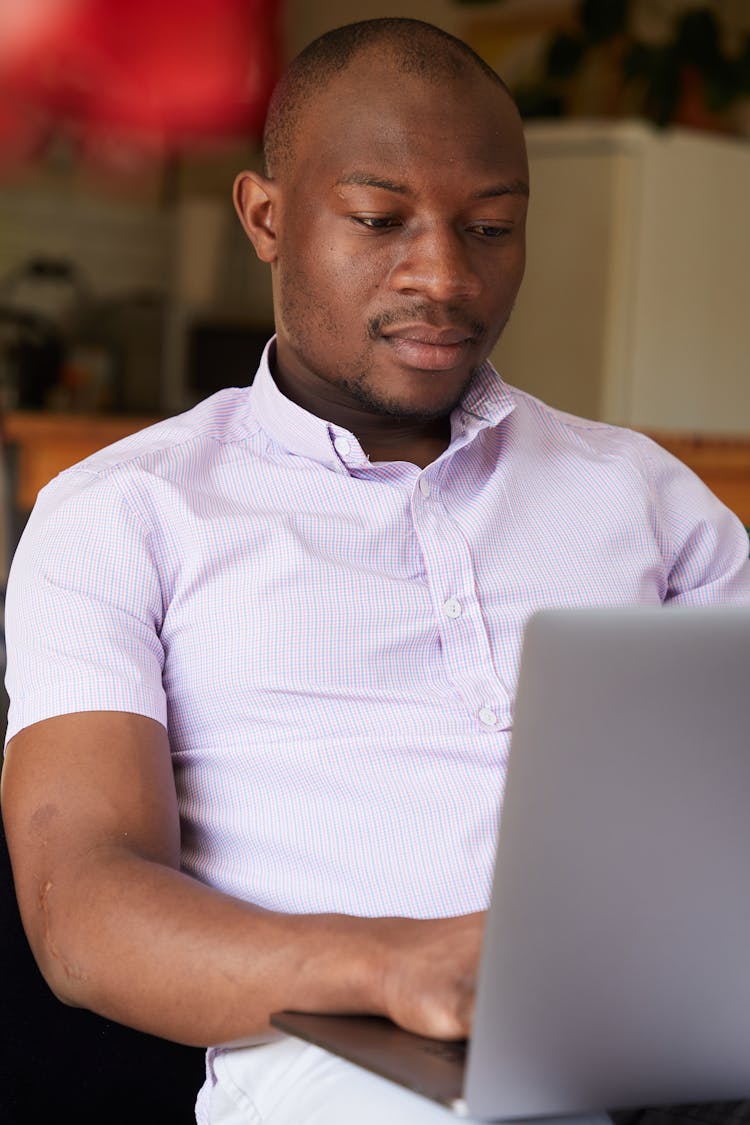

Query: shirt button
left=443, top=597, right=462, bottom=619
left=334, top=437, right=351, bottom=457
left=418, top=477, right=431, bottom=497
left=478, top=707, right=498, bottom=728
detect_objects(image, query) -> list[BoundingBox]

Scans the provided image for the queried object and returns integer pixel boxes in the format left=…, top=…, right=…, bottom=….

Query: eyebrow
left=335, top=171, right=529, bottom=199
left=335, top=172, right=409, bottom=194
left=472, top=179, right=529, bottom=200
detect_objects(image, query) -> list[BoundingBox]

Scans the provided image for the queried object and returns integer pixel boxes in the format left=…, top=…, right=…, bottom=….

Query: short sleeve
left=640, top=437, right=750, bottom=606
left=4, top=467, right=167, bottom=745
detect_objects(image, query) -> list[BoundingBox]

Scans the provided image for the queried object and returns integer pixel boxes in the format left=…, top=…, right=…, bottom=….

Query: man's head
left=234, top=18, right=529, bottom=427
left=261, top=19, right=514, bottom=182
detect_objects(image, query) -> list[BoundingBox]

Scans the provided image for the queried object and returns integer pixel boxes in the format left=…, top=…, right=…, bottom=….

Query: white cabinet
left=491, top=120, right=750, bottom=433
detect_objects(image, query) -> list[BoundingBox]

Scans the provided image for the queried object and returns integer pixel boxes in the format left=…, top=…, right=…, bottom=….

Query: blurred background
left=0, top=0, right=749, bottom=545
left=1, top=4, right=749, bottom=1122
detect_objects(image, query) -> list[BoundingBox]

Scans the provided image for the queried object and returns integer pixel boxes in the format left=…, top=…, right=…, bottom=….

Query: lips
left=381, top=324, right=475, bottom=371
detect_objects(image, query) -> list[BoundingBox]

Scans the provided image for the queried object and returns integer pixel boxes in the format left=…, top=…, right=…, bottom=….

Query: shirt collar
left=456, top=357, right=516, bottom=432
left=247, top=336, right=515, bottom=470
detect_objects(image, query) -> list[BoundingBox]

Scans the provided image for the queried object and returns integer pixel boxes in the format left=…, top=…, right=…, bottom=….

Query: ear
left=233, top=170, right=279, bottom=264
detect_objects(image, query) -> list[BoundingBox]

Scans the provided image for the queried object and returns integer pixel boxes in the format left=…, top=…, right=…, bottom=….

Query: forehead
left=289, top=58, right=527, bottom=193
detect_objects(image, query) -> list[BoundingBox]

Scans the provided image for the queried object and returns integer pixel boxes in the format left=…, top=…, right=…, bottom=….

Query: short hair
left=262, top=18, right=513, bottom=179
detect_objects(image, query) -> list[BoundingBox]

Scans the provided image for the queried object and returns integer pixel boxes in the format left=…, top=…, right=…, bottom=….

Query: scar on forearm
left=38, top=879, right=88, bottom=983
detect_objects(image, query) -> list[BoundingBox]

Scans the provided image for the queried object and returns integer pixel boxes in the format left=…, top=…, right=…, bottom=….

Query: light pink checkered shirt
left=6, top=340, right=750, bottom=918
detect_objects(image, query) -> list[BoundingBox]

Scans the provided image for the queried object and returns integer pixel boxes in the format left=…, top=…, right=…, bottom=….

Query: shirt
left=6, top=340, right=750, bottom=918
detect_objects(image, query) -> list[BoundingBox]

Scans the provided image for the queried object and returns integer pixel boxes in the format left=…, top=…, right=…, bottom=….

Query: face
left=236, top=55, right=529, bottom=426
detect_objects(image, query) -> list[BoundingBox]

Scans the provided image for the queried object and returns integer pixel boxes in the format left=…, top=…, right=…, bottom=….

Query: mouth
left=380, top=324, right=476, bottom=372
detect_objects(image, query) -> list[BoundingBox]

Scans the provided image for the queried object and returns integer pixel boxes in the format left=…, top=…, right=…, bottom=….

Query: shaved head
left=262, top=17, right=515, bottom=179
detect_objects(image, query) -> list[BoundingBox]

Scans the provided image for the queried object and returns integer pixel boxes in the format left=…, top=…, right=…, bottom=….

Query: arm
left=1, top=710, right=482, bottom=1048
left=635, top=433, right=750, bottom=606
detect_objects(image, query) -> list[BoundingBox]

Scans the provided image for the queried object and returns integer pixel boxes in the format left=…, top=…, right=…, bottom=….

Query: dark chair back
left=1, top=813, right=206, bottom=1123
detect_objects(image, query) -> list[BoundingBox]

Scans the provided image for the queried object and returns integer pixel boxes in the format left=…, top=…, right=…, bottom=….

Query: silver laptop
left=272, top=606, right=750, bottom=1121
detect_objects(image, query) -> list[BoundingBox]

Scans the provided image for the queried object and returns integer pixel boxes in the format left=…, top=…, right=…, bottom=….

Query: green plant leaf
left=580, top=0, right=628, bottom=44
left=622, top=42, right=657, bottom=81
left=513, top=88, right=565, bottom=119
left=675, top=8, right=722, bottom=70
left=737, top=37, right=750, bottom=94
left=546, top=33, right=586, bottom=80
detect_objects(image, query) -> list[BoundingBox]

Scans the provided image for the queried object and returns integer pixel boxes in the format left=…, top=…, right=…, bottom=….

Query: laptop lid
left=466, top=605, right=750, bottom=1118
left=274, top=606, right=750, bottom=1121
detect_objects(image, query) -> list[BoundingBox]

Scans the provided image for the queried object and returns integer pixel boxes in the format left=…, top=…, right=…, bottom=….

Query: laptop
left=272, top=606, right=750, bottom=1121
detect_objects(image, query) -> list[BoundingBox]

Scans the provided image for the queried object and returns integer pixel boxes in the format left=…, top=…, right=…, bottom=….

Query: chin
left=355, top=387, right=464, bottom=422
left=348, top=366, right=477, bottom=421
left=393, top=382, right=476, bottom=421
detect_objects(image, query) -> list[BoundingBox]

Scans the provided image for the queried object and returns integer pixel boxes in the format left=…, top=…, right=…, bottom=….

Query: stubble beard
left=335, top=362, right=481, bottom=422
left=276, top=275, right=512, bottom=422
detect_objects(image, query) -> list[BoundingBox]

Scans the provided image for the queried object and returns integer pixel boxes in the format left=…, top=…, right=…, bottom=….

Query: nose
left=389, top=223, right=482, bottom=303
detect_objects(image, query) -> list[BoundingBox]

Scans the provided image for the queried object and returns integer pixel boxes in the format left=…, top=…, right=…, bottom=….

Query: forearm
left=5, top=714, right=481, bottom=1048
left=34, top=846, right=380, bottom=1047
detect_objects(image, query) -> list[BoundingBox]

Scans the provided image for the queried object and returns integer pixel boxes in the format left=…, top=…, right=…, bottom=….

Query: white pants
left=196, top=1036, right=612, bottom=1125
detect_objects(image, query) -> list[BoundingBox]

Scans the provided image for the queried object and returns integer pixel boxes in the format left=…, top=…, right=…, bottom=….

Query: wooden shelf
left=3, top=411, right=161, bottom=513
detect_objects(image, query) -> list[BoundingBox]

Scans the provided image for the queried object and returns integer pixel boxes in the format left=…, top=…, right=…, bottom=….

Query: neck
left=270, top=354, right=454, bottom=468
left=354, top=415, right=452, bottom=468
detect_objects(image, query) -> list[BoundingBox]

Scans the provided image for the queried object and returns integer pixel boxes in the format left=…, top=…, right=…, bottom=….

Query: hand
left=373, top=912, right=485, bottom=1040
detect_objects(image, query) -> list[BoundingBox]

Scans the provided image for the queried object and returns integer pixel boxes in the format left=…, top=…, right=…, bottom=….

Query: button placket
left=411, top=457, right=507, bottom=728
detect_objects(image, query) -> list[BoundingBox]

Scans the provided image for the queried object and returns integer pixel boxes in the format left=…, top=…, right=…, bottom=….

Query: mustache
left=367, top=307, right=486, bottom=341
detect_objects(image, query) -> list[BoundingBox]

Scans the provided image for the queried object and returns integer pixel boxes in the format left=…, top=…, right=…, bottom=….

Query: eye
left=467, top=223, right=513, bottom=239
left=351, top=215, right=400, bottom=231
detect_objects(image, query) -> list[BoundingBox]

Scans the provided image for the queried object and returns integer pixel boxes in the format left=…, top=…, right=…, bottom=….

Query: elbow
left=25, top=878, right=95, bottom=1009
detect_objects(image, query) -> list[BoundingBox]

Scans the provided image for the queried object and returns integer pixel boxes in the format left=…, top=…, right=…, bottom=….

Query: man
left=2, top=17, right=750, bottom=1125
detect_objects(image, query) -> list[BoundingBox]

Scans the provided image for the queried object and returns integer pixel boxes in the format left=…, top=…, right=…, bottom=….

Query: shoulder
left=506, top=384, right=657, bottom=460
left=508, top=387, right=638, bottom=447
left=29, top=387, right=264, bottom=524
left=68, top=387, right=262, bottom=480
